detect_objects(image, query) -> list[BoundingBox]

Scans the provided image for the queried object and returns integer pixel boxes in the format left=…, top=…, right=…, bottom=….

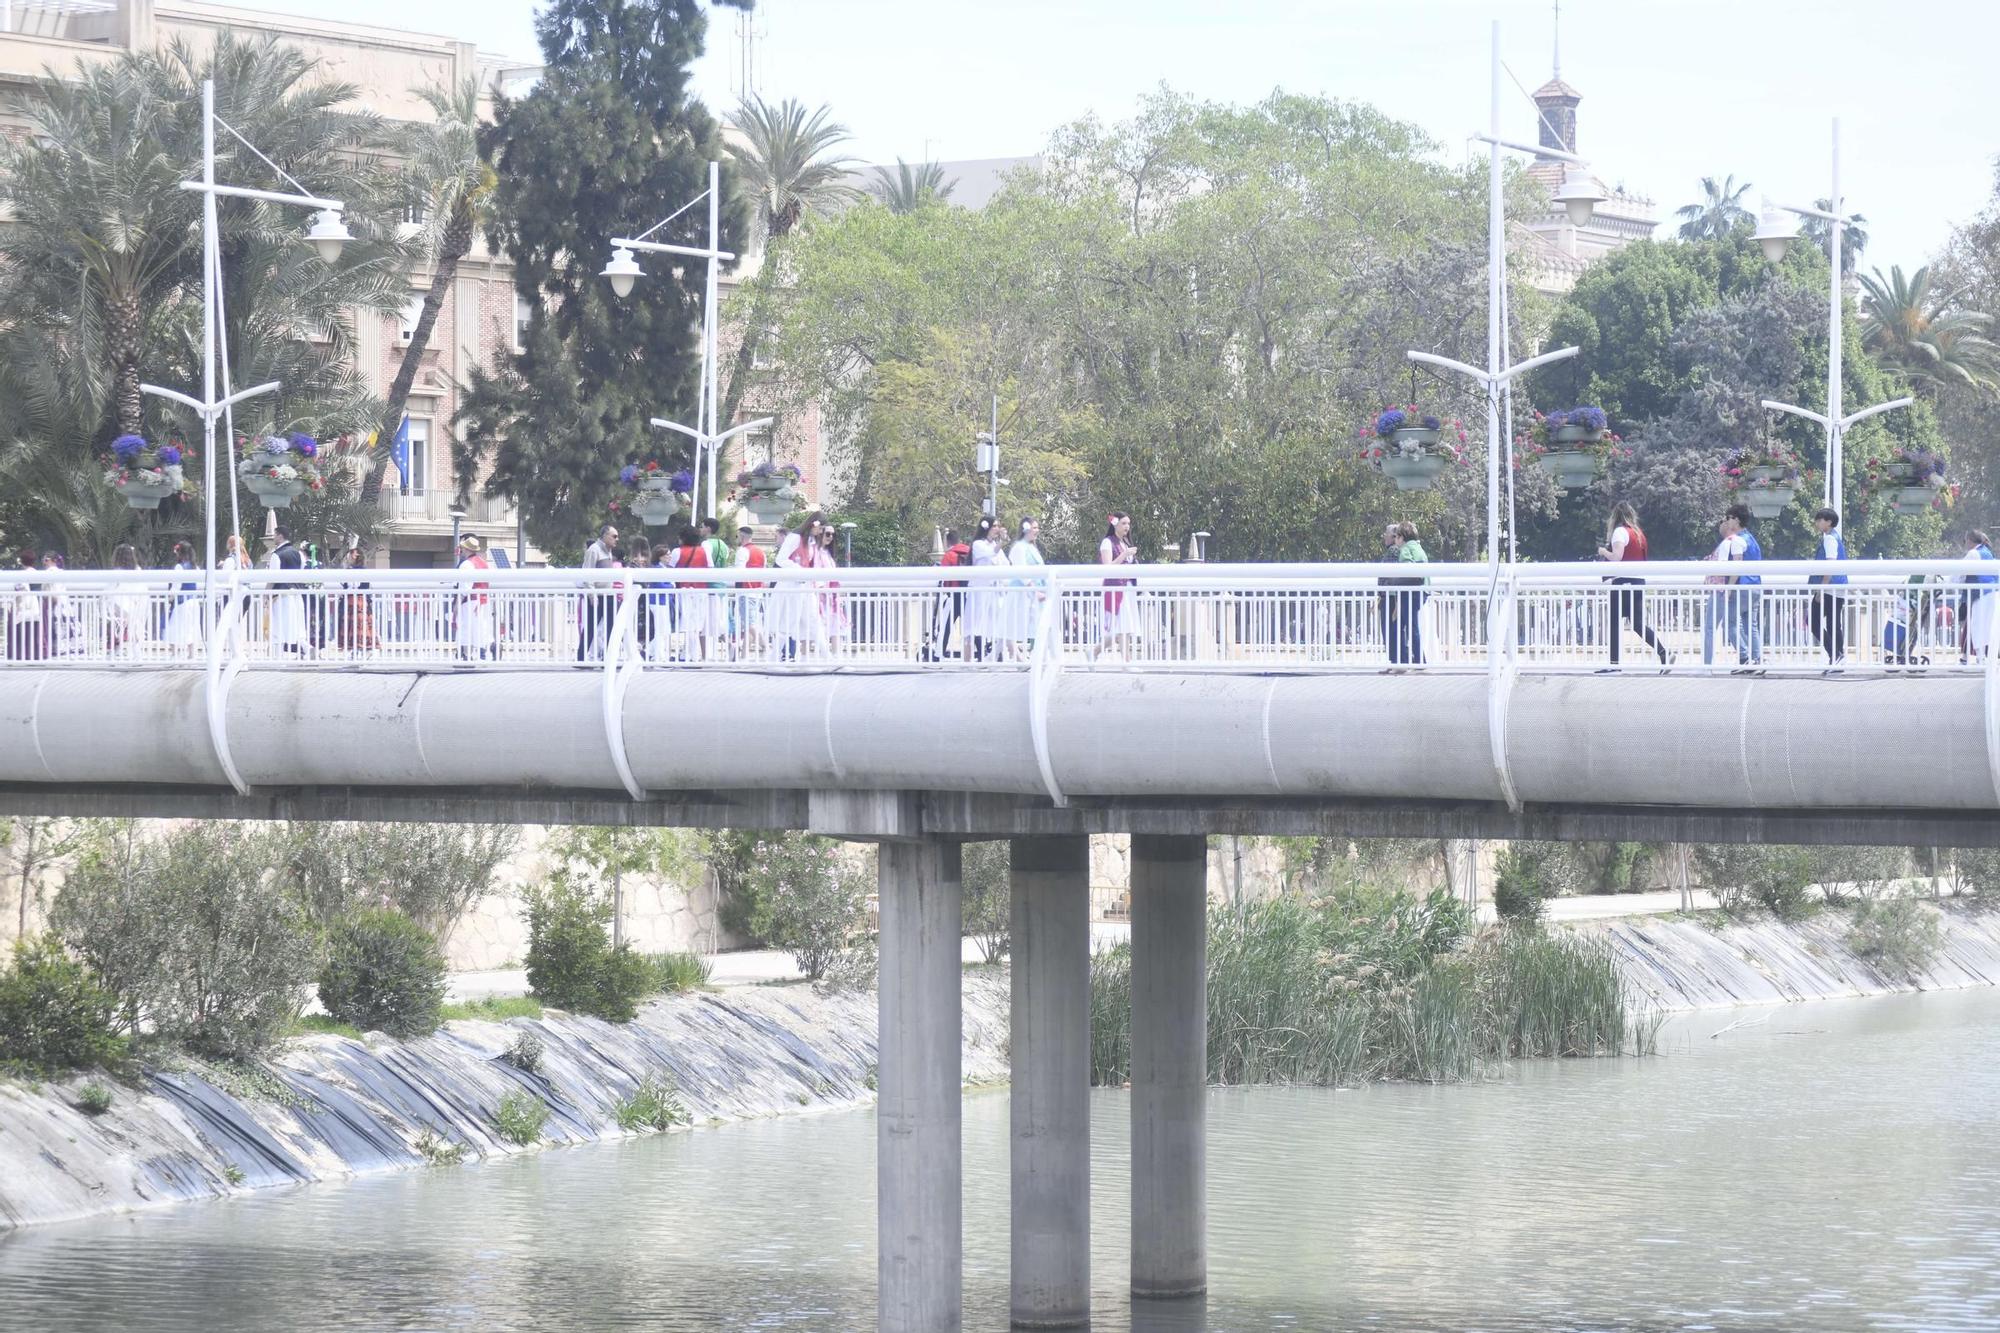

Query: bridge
left=6, top=557, right=1999, bottom=1329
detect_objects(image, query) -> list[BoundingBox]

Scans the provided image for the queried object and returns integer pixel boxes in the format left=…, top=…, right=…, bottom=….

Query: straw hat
left=461, top=534, right=482, bottom=553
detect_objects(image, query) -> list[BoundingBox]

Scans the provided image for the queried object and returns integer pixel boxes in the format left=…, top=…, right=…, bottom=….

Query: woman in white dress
left=455, top=535, right=496, bottom=661
left=1097, top=512, right=1138, bottom=660
left=104, top=544, right=148, bottom=660
left=1006, top=515, right=1046, bottom=659
left=967, top=517, right=1001, bottom=662
left=774, top=513, right=827, bottom=659
left=163, top=541, right=203, bottom=657
left=40, top=552, right=78, bottom=658
left=814, top=527, right=849, bottom=655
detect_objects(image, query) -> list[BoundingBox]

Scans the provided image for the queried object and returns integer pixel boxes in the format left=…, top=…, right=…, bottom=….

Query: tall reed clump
left=1089, top=887, right=1652, bottom=1087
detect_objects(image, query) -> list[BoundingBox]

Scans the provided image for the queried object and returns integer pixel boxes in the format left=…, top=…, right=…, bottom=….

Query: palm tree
left=715, top=97, right=859, bottom=434
left=361, top=78, right=494, bottom=505
left=730, top=94, right=858, bottom=245
left=869, top=159, right=957, bottom=214
left=1675, top=174, right=1754, bottom=241
left=1857, top=264, right=2000, bottom=393
left=1800, top=199, right=1868, bottom=273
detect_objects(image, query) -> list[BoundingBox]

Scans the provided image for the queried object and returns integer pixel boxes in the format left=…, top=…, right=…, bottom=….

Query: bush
left=0, top=936, right=123, bottom=1072
left=961, top=841, right=1010, bottom=962
left=282, top=822, right=519, bottom=949
left=613, top=1073, right=691, bottom=1131
left=742, top=835, right=872, bottom=981
left=1812, top=846, right=1911, bottom=903
left=53, top=824, right=317, bottom=1057
left=524, top=876, right=652, bottom=1021
left=641, top=951, right=710, bottom=994
left=1847, top=899, right=1944, bottom=981
left=317, top=910, right=448, bottom=1039
left=1492, top=848, right=1549, bottom=924
left=502, top=1030, right=545, bottom=1076
left=1696, top=844, right=1818, bottom=920
left=492, top=1091, right=548, bottom=1145
left=76, top=1081, right=113, bottom=1115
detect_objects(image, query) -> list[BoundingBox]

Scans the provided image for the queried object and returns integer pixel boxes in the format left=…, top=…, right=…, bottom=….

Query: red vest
left=1617, top=524, right=1648, bottom=562
left=740, top=544, right=767, bottom=589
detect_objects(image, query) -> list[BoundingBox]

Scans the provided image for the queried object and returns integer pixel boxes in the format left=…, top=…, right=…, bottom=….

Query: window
left=397, top=293, right=425, bottom=346
left=403, top=201, right=429, bottom=228
left=514, top=292, right=534, bottom=351
left=400, top=418, right=431, bottom=495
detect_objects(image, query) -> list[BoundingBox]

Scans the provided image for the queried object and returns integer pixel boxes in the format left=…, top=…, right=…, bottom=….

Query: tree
left=1675, top=174, right=1755, bottom=241
left=455, top=0, right=750, bottom=557
left=279, top=822, right=520, bottom=951
left=713, top=95, right=859, bottom=443
left=1800, top=200, right=1868, bottom=273
left=1857, top=264, right=2000, bottom=393
left=2, top=817, right=90, bottom=943
left=868, top=159, right=957, bottom=214
left=362, top=78, right=495, bottom=506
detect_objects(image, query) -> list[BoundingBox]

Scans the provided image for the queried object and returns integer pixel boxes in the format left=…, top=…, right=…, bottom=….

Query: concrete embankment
left=0, top=974, right=1009, bottom=1232
left=1582, top=901, right=2000, bottom=1011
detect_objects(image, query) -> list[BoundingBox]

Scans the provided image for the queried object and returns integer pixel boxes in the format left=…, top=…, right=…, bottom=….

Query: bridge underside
left=0, top=783, right=1994, bottom=847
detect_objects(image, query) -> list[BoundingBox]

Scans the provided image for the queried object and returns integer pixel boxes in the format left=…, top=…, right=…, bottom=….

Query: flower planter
left=1890, top=484, right=1941, bottom=517
left=740, top=490, right=797, bottom=526
left=1551, top=424, right=1604, bottom=445
left=631, top=482, right=690, bottom=527
left=1878, top=461, right=1918, bottom=485
left=114, top=472, right=181, bottom=511
left=242, top=473, right=306, bottom=509
left=1535, top=449, right=1602, bottom=491
left=1378, top=451, right=1449, bottom=491
left=1390, top=426, right=1442, bottom=449
left=1739, top=466, right=1798, bottom=520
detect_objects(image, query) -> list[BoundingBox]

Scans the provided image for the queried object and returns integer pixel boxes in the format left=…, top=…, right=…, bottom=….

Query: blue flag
left=391, top=414, right=411, bottom=493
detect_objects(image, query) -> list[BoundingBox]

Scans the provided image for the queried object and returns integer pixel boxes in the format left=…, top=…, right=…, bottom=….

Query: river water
left=3, top=988, right=1996, bottom=1332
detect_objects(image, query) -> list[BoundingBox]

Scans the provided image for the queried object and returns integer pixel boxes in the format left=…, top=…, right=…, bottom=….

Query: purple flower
left=157, top=445, right=182, bottom=467
left=668, top=468, right=694, bottom=494
left=1544, top=410, right=1570, bottom=429
left=619, top=464, right=640, bottom=486
left=1373, top=408, right=1408, bottom=437
left=286, top=431, right=319, bottom=458
left=1568, top=406, right=1608, bottom=432
left=112, top=434, right=146, bottom=460
left=1420, top=415, right=1441, bottom=431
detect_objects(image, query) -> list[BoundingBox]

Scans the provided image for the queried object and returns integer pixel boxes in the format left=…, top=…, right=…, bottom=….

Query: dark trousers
left=1608, top=579, right=1667, bottom=664
left=1811, top=591, right=1846, bottom=662
left=925, top=591, right=963, bottom=661
left=1383, top=588, right=1425, bottom=664
left=577, top=594, right=612, bottom=661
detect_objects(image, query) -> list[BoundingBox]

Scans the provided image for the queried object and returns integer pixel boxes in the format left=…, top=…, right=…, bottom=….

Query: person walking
left=1387, top=521, right=1429, bottom=666
left=1964, top=528, right=1997, bottom=660
left=695, top=517, right=731, bottom=661
left=925, top=527, right=972, bottom=662
left=815, top=526, right=849, bottom=654
left=1598, top=501, right=1670, bottom=670
left=776, top=512, right=827, bottom=659
left=732, top=524, right=768, bottom=658
left=1808, top=507, right=1849, bottom=666
left=8, top=550, right=44, bottom=662
left=1699, top=517, right=1734, bottom=666
left=1722, top=504, right=1763, bottom=671
left=454, top=536, right=495, bottom=661
left=1097, top=512, right=1139, bottom=662
left=162, top=541, right=202, bottom=658
left=1006, top=515, right=1047, bottom=658
left=578, top=523, right=619, bottom=661
left=335, top=546, right=377, bottom=656
left=269, top=526, right=309, bottom=657
left=968, top=516, right=1003, bottom=662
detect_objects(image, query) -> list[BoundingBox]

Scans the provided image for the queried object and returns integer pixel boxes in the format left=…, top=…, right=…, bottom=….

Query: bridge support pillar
left=1130, top=833, right=1208, bottom=1299
left=1008, top=835, right=1092, bottom=1327
left=877, top=837, right=964, bottom=1333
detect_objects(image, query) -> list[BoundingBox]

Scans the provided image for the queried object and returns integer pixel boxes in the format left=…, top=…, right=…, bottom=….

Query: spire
left=1534, top=0, right=1580, bottom=160
left=1553, top=0, right=1561, bottom=82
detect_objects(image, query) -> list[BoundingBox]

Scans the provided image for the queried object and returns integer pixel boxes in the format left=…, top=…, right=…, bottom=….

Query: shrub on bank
left=492, top=1091, right=548, bottom=1145
left=317, top=910, right=449, bottom=1039
left=613, top=1073, right=691, bottom=1131
left=742, top=835, right=872, bottom=982
left=0, top=935, right=123, bottom=1073
left=525, top=877, right=652, bottom=1022
left=640, top=951, right=710, bottom=994
left=1846, top=899, right=1944, bottom=981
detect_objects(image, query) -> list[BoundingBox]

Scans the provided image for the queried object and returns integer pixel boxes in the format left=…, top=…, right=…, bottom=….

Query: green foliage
left=456, top=0, right=749, bottom=555
left=413, top=1127, right=468, bottom=1166
left=1491, top=848, right=1548, bottom=924
left=442, top=994, right=544, bottom=1023
left=1811, top=846, right=1913, bottom=903
left=491, top=1091, right=548, bottom=1146
left=1695, top=844, right=1820, bottom=920
left=53, top=825, right=316, bottom=1058
left=640, top=951, right=711, bottom=994
left=0, top=936, right=123, bottom=1072
left=734, top=834, right=872, bottom=980
left=282, top=822, right=519, bottom=949
left=1846, top=899, right=1944, bottom=982
left=613, top=1073, right=691, bottom=1132
left=823, top=507, right=909, bottom=566
left=1089, top=894, right=1640, bottom=1087
left=960, top=841, right=1010, bottom=963
left=1273, top=837, right=1446, bottom=897
left=1951, top=847, right=2000, bottom=898
left=76, top=1081, right=114, bottom=1116
left=502, top=1030, right=544, bottom=1076
left=524, top=876, right=653, bottom=1022
left=285, top=1014, right=364, bottom=1041
left=316, top=909, right=449, bottom=1039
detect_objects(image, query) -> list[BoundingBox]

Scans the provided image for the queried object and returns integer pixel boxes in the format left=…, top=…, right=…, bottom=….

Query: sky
left=265, top=0, right=1996, bottom=271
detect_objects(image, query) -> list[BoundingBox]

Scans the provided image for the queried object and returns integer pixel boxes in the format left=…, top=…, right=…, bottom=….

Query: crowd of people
left=5, top=502, right=1996, bottom=669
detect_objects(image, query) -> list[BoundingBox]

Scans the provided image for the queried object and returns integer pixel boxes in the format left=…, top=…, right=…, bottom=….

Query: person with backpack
left=1808, top=506, right=1849, bottom=666
left=732, top=524, right=768, bottom=658
left=1722, top=503, right=1764, bottom=671
left=926, top=527, right=971, bottom=662
left=1597, top=501, right=1670, bottom=670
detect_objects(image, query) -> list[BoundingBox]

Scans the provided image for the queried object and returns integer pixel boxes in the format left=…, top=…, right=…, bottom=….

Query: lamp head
left=1551, top=169, right=1607, bottom=228
left=601, top=246, right=643, bottom=298
left=306, top=209, right=351, bottom=263
left=1752, top=205, right=1797, bottom=264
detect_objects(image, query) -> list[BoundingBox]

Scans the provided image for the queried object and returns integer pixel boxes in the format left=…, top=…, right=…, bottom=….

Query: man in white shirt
left=578, top=523, right=618, bottom=660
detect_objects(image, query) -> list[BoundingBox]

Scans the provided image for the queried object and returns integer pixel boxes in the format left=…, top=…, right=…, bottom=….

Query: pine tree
left=455, top=0, right=750, bottom=557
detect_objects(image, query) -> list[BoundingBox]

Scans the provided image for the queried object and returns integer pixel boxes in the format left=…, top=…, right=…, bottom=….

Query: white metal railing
left=4, top=560, right=1998, bottom=676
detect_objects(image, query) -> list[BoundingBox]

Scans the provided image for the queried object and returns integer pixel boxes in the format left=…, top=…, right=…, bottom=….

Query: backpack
left=941, top=542, right=971, bottom=588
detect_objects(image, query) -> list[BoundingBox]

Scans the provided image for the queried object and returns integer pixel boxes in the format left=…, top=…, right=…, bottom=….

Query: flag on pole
left=391, top=414, right=411, bottom=493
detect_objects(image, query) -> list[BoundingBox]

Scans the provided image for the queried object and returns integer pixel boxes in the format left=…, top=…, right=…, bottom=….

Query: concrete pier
left=1129, top=833, right=1208, bottom=1299
left=1008, top=835, right=1092, bottom=1327
left=877, top=839, right=964, bottom=1332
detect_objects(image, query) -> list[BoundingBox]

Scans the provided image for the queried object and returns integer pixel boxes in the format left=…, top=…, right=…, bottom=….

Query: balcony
left=379, top=486, right=516, bottom=530
left=0, top=1, right=119, bottom=40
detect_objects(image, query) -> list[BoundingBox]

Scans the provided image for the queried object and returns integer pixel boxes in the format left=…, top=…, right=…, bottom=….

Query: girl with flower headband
left=1097, top=512, right=1137, bottom=663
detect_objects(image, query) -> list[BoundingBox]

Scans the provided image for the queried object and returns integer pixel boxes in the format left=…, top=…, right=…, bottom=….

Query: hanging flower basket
left=1860, top=448, right=1954, bottom=519
left=1357, top=407, right=1467, bottom=493
left=237, top=433, right=323, bottom=509
left=1721, top=449, right=1803, bottom=521
left=1891, top=485, right=1944, bottom=517
left=102, top=435, right=192, bottom=510
left=737, top=461, right=802, bottom=496
left=617, top=461, right=694, bottom=527
left=1519, top=407, right=1620, bottom=494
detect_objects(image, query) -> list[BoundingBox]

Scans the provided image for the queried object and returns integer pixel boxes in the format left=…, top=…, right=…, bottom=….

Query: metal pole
left=988, top=394, right=1000, bottom=521
left=516, top=502, right=526, bottom=567
left=705, top=160, right=721, bottom=520
left=1826, top=118, right=1843, bottom=510
left=202, top=79, right=218, bottom=600
left=1486, top=21, right=1504, bottom=569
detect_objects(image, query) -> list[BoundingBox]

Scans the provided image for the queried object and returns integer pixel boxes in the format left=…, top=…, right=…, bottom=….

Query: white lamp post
left=603, top=161, right=740, bottom=517
left=1407, top=21, right=1592, bottom=568
left=139, top=78, right=350, bottom=596
left=649, top=413, right=775, bottom=520
left=1749, top=119, right=1911, bottom=510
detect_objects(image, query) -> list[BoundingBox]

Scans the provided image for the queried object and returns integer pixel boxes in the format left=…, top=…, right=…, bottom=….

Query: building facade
left=1518, top=71, right=1659, bottom=294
